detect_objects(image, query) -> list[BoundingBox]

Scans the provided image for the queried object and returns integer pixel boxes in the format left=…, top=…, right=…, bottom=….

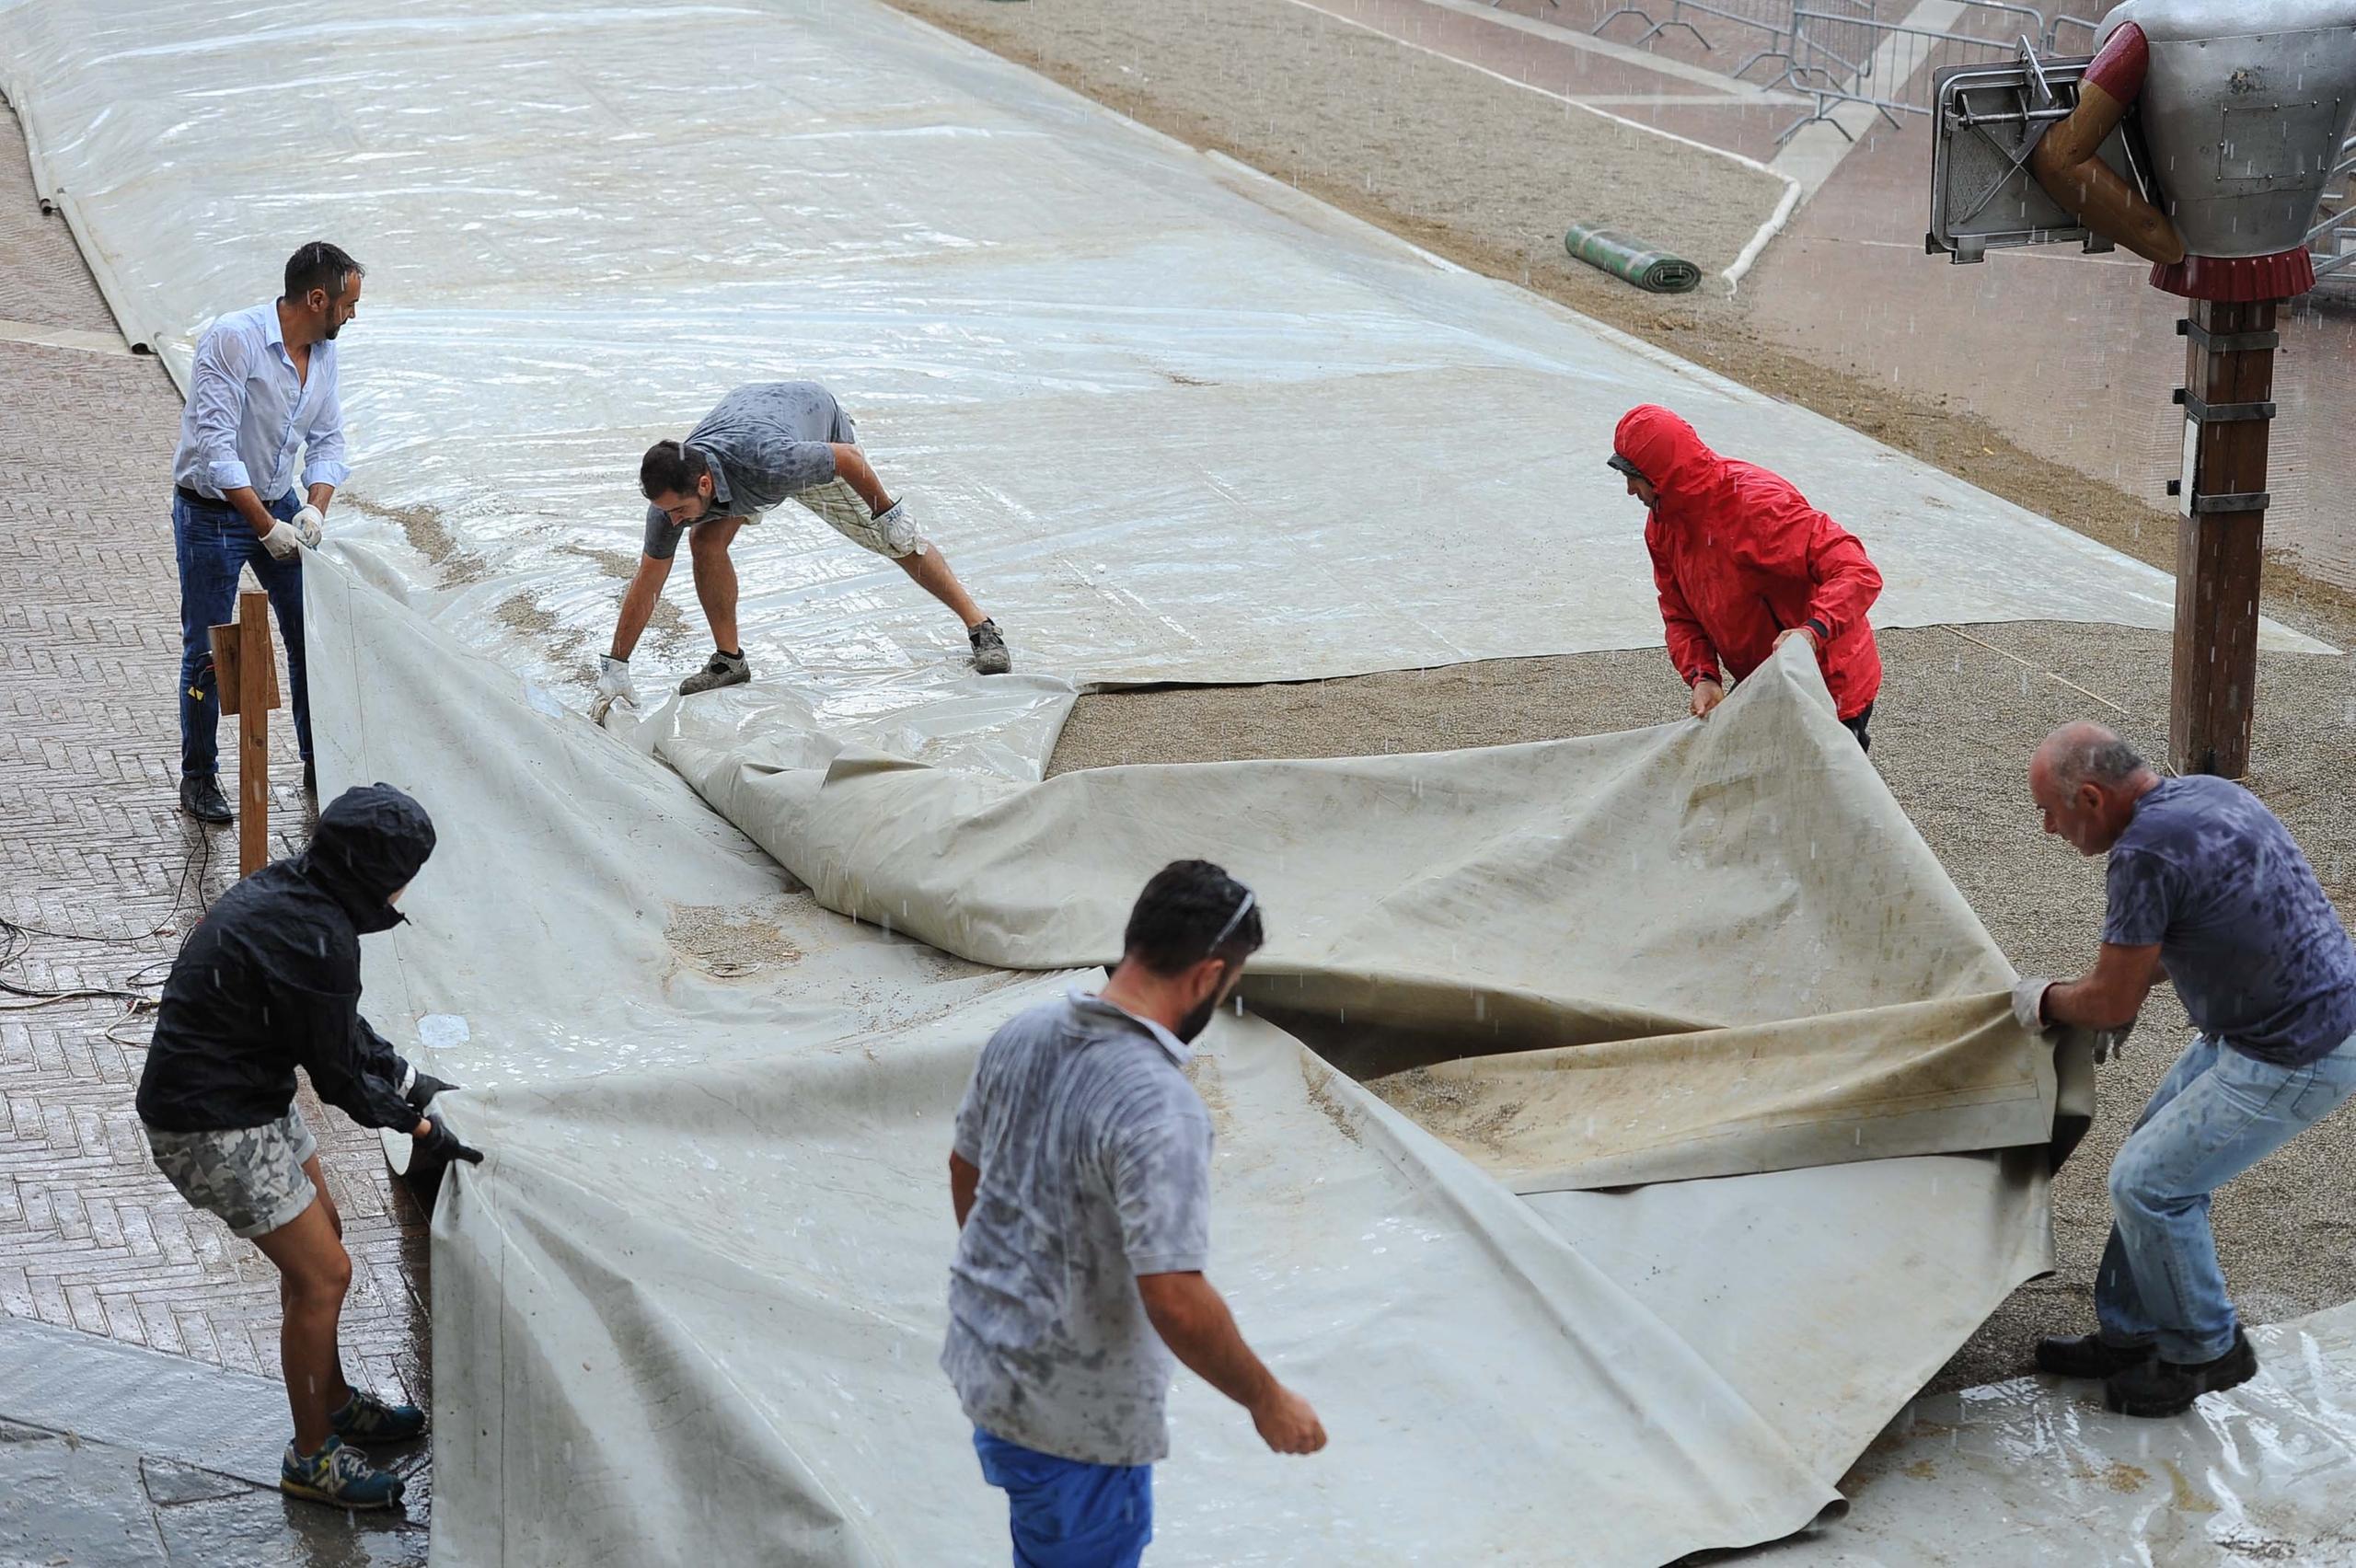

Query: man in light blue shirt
left=168, top=241, right=363, bottom=823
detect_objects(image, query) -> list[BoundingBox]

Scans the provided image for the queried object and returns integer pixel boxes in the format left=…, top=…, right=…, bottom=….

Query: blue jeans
left=174, top=490, right=310, bottom=778
left=2096, top=1029, right=2356, bottom=1362
left=972, top=1427, right=1152, bottom=1568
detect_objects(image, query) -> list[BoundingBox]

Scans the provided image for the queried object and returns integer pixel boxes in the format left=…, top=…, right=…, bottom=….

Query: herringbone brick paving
left=0, top=111, right=431, bottom=1420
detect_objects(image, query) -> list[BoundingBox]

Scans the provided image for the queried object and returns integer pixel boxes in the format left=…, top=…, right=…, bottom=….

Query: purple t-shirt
left=2105, top=776, right=2356, bottom=1066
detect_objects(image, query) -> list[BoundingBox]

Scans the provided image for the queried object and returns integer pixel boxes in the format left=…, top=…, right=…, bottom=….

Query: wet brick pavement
left=0, top=102, right=432, bottom=1561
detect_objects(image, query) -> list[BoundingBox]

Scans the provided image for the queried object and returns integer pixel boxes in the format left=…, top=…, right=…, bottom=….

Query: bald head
left=2030, top=721, right=2158, bottom=856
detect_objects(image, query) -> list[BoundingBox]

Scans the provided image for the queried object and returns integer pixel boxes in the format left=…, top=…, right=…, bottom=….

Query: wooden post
left=208, top=589, right=280, bottom=877
left=237, top=589, right=270, bottom=875
left=2167, top=298, right=2277, bottom=780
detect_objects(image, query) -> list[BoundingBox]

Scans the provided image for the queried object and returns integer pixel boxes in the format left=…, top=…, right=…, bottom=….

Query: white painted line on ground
left=1413, top=0, right=1800, bottom=99
left=1567, top=92, right=1807, bottom=107
left=1280, top=0, right=1805, bottom=292
left=0, top=317, right=133, bottom=355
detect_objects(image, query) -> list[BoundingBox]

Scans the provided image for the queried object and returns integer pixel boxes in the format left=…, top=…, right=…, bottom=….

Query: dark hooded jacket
left=1614, top=405, right=1884, bottom=720
left=137, top=785, right=436, bottom=1134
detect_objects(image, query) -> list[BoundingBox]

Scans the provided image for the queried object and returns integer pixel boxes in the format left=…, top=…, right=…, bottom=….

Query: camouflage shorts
left=146, top=1107, right=319, bottom=1239
left=789, top=477, right=929, bottom=559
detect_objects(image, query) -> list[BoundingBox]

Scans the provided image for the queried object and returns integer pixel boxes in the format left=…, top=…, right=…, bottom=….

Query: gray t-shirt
left=941, top=990, right=1215, bottom=1466
left=641, top=381, right=855, bottom=559
left=2105, top=775, right=2356, bottom=1066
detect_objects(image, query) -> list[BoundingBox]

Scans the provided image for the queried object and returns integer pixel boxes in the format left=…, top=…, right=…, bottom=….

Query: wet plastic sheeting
left=306, top=557, right=1861, bottom=1566
left=1751, top=1302, right=2356, bottom=1566
left=6, top=1, right=2339, bottom=1560
left=0, top=0, right=2328, bottom=738
left=303, top=556, right=2088, bottom=1564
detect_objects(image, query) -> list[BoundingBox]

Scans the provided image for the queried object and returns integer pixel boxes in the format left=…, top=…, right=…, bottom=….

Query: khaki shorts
left=788, top=477, right=929, bottom=560
left=147, top=1106, right=320, bottom=1239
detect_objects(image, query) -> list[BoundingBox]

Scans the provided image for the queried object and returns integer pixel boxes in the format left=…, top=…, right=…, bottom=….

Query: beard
left=1176, top=990, right=1224, bottom=1043
left=323, top=317, right=345, bottom=340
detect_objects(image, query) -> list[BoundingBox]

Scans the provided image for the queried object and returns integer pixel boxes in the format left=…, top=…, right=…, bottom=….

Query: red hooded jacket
left=1616, top=405, right=1883, bottom=720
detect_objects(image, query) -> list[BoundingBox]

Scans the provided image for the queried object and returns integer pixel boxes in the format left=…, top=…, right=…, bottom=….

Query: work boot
left=280, top=1435, right=406, bottom=1510
left=677, top=650, right=750, bottom=696
left=179, top=774, right=233, bottom=824
left=2034, top=1332, right=2155, bottom=1380
left=329, top=1388, right=428, bottom=1445
left=968, top=619, right=1012, bottom=675
left=2104, top=1330, right=2258, bottom=1418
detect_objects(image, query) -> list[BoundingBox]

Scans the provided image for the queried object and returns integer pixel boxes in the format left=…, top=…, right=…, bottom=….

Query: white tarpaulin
left=306, top=556, right=2063, bottom=1565
left=3, top=0, right=2343, bottom=1562
left=0, top=0, right=2327, bottom=735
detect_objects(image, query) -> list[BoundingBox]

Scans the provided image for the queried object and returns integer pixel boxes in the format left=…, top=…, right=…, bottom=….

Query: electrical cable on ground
left=0, top=825, right=215, bottom=1012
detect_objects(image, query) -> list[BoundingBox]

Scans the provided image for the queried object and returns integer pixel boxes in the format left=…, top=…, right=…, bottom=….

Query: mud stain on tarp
left=666, top=898, right=803, bottom=979
left=342, top=496, right=488, bottom=584
left=560, top=543, right=684, bottom=643
left=1299, top=1056, right=1362, bottom=1147
left=1186, top=1052, right=1235, bottom=1141
left=2164, top=1458, right=2220, bottom=1515
left=561, top=542, right=641, bottom=581
left=495, top=592, right=586, bottom=667
left=1369, top=1065, right=1526, bottom=1156
left=2101, top=1461, right=2149, bottom=1494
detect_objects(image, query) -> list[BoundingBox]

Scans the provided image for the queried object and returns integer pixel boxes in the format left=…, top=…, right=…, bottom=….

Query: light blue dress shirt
left=168, top=302, right=350, bottom=502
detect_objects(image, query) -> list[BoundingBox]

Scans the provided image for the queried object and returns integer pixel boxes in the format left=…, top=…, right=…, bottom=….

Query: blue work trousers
left=174, top=490, right=310, bottom=778
left=973, top=1426, right=1152, bottom=1568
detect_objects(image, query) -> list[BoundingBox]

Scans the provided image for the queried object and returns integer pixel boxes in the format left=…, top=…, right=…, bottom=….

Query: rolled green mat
left=1563, top=223, right=1702, bottom=294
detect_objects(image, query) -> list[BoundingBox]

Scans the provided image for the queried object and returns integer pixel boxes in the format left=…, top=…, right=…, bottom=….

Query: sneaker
left=280, top=1435, right=406, bottom=1510
left=330, top=1388, right=427, bottom=1445
left=2104, top=1330, right=2258, bottom=1418
left=678, top=650, right=750, bottom=696
left=968, top=619, right=1012, bottom=675
left=179, top=774, right=233, bottom=824
left=2035, top=1332, right=2155, bottom=1380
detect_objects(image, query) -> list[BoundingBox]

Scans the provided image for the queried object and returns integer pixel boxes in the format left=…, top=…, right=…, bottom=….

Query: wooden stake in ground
left=206, top=587, right=280, bottom=877
left=2168, top=300, right=2278, bottom=780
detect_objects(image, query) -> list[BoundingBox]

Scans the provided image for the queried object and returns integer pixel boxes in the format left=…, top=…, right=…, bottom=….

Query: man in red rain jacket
left=1611, top=404, right=1886, bottom=751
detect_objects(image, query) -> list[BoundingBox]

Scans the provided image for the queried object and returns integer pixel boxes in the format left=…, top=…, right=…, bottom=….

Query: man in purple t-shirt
left=2013, top=721, right=2356, bottom=1417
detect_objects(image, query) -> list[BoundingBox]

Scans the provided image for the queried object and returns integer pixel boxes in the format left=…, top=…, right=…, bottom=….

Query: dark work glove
left=415, top=1119, right=484, bottom=1166
left=406, top=1072, right=459, bottom=1112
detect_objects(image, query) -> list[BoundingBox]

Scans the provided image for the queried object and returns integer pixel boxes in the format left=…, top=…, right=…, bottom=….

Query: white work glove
left=590, top=654, right=636, bottom=721
left=2010, top=976, right=2053, bottom=1034
left=259, top=520, right=303, bottom=561
left=292, top=503, right=326, bottom=549
left=870, top=496, right=926, bottom=557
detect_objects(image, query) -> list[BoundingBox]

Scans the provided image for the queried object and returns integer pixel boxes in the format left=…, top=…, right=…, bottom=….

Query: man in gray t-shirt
left=590, top=381, right=1011, bottom=717
left=2015, top=722, right=2356, bottom=1420
left=943, top=861, right=1324, bottom=1565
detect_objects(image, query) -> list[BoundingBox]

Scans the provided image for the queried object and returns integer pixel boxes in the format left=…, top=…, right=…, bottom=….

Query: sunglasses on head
left=1207, top=888, right=1255, bottom=957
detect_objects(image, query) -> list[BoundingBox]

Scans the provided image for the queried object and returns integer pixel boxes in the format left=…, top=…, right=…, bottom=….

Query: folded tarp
left=654, top=641, right=2090, bottom=1193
